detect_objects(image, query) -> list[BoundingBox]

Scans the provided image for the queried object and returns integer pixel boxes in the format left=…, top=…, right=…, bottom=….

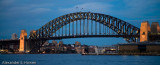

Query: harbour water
left=0, top=54, right=160, bottom=65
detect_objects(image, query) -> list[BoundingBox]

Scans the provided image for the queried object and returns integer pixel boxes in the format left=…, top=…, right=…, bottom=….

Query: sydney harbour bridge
left=0, top=12, right=159, bottom=53
left=29, top=12, right=140, bottom=41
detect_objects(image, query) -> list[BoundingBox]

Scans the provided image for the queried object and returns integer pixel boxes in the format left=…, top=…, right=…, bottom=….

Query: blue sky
left=0, top=0, right=160, bottom=46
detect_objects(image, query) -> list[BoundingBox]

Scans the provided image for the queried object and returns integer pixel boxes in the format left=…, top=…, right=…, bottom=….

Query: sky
left=0, top=0, right=160, bottom=46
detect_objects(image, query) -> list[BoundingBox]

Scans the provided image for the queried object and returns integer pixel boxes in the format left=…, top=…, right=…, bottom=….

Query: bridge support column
left=140, top=21, right=151, bottom=42
left=19, top=30, right=27, bottom=53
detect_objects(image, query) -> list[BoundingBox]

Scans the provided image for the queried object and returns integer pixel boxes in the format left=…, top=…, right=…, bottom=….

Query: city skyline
left=0, top=0, right=160, bottom=46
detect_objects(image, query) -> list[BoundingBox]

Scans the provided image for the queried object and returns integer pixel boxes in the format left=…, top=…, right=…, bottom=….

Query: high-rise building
left=11, top=33, right=18, bottom=40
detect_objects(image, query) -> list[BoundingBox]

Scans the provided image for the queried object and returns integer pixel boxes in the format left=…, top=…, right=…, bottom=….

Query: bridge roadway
left=0, top=34, right=139, bottom=44
left=0, top=34, right=160, bottom=44
left=0, top=34, right=159, bottom=45
left=31, top=35, right=140, bottom=40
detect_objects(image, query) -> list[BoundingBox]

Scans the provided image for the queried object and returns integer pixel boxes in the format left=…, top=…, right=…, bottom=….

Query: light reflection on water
left=0, top=54, right=160, bottom=65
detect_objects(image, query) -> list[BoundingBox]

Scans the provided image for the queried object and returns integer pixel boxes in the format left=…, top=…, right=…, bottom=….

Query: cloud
left=59, top=2, right=112, bottom=14
left=0, top=3, right=54, bottom=17
left=119, top=0, right=160, bottom=17
left=29, top=8, right=52, bottom=14
left=0, top=0, right=16, bottom=6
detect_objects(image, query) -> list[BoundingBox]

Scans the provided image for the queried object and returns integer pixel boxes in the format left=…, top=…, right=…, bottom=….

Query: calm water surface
left=0, top=54, right=160, bottom=65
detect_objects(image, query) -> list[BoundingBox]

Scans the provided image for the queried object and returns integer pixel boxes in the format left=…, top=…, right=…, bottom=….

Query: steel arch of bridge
left=29, top=12, right=140, bottom=42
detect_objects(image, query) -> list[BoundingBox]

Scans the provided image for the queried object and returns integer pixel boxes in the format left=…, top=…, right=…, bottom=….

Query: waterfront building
left=118, top=42, right=160, bottom=54
left=75, top=41, right=82, bottom=53
left=75, top=47, right=81, bottom=53
left=52, top=40, right=58, bottom=46
left=88, top=46, right=96, bottom=53
left=56, top=41, right=64, bottom=52
left=58, top=41, right=63, bottom=47
left=63, top=45, right=67, bottom=52
left=95, top=46, right=105, bottom=54
left=81, top=45, right=88, bottom=54
left=42, top=41, right=49, bottom=46
left=103, top=45, right=117, bottom=53
left=75, top=41, right=81, bottom=47
left=66, top=44, right=76, bottom=53
left=71, top=44, right=74, bottom=47
left=94, top=45, right=117, bottom=54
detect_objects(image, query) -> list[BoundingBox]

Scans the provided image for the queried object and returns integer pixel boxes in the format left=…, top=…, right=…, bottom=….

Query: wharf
left=81, top=53, right=160, bottom=56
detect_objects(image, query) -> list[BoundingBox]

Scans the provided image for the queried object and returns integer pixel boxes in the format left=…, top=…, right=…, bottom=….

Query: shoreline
left=81, top=53, right=160, bottom=56
left=1, top=53, right=160, bottom=56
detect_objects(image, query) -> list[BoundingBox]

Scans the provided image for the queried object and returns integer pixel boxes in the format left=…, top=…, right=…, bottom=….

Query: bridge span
left=0, top=12, right=160, bottom=53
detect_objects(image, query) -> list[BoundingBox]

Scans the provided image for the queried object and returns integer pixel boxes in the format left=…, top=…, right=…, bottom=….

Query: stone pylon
left=19, top=30, right=27, bottom=52
left=151, top=22, right=160, bottom=33
left=140, top=21, right=151, bottom=42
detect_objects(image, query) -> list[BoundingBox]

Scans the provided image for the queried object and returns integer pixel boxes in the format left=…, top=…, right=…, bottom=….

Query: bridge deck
left=32, top=35, right=140, bottom=40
